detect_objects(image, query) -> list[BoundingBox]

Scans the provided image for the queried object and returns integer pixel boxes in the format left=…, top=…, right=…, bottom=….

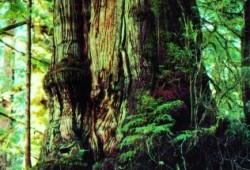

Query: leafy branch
left=0, top=39, right=50, bottom=65
left=0, top=21, right=27, bottom=34
left=0, top=111, right=43, bottom=135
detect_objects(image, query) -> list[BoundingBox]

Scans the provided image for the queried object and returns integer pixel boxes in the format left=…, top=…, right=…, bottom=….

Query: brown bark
left=87, top=0, right=147, bottom=157
left=25, top=0, right=32, bottom=168
left=87, top=0, right=210, bottom=156
left=38, top=0, right=92, bottom=169
left=38, top=0, right=211, bottom=169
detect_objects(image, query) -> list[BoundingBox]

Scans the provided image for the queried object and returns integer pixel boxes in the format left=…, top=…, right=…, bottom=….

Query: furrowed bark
left=87, top=0, right=160, bottom=158
left=38, top=0, right=211, bottom=169
left=87, top=0, right=211, bottom=157
left=38, top=0, right=91, bottom=169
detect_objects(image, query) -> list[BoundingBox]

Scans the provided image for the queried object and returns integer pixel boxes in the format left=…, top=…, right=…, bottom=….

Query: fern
left=154, top=114, right=174, bottom=124
left=170, top=130, right=200, bottom=153
left=152, top=124, right=174, bottom=135
left=119, top=150, right=138, bottom=163
left=171, top=130, right=195, bottom=144
left=136, top=93, right=163, bottom=114
left=153, top=100, right=183, bottom=115
left=135, top=123, right=173, bottom=136
left=122, top=116, right=148, bottom=132
left=118, top=93, right=182, bottom=166
left=119, top=134, right=144, bottom=149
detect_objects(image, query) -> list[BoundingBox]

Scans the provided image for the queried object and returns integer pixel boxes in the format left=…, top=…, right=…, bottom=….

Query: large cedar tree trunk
left=38, top=0, right=211, bottom=169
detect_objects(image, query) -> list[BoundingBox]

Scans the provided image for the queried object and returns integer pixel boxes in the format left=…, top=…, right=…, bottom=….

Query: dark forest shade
left=242, top=0, right=250, bottom=125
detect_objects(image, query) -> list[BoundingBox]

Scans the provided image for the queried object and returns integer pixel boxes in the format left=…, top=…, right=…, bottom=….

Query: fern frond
left=152, top=100, right=183, bottom=117
left=120, top=134, right=144, bottom=149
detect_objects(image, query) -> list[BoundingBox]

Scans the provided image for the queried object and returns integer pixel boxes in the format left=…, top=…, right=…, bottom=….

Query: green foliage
left=225, top=118, right=250, bottom=145
left=198, top=0, right=244, bottom=119
left=0, top=0, right=52, bottom=168
left=171, top=130, right=196, bottom=144
left=0, top=0, right=26, bottom=20
left=0, top=0, right=248, bottom=169
left=118, top=93, right=183, bottom=167
left=119, top=150, right=137, bottom=162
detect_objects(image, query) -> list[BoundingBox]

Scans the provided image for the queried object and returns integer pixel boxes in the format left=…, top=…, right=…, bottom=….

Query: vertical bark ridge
left=39, top=0, right=213, bottom=169
left=39, top=0, right=92, bottom=169
left=87, top=0, right=157, bottom=157
left=54, top=0, right=85, bottom=63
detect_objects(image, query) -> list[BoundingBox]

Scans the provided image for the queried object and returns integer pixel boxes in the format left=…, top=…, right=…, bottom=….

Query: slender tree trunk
left=242, top=0, right=250, bottom=125
left=38, top=0, right=211, bottom=169
left=25, top=0, right=32, bottom=168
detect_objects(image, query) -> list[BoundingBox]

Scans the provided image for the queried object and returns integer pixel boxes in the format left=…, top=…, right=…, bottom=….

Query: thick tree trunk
left=38, top=0, right=92, bottom=169
left=87, top=0, right=154, bottom=157
left=87, top=0, right=210, bottom=156
left=38, top=0, right=211, bottom=169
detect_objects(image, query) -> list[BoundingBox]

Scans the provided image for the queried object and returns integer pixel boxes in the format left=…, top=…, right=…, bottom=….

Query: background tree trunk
left=25, top=0, right=32, bottom=168
left=39, top=0, right=211, bottom=169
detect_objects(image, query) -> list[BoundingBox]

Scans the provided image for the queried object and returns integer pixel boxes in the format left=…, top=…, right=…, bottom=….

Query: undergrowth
left=115, top=94, right=250, bottom=170
left=117, top=94, right=182, bottom=169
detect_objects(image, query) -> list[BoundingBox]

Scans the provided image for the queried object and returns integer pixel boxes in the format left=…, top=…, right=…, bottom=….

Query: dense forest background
left=0, top=0, right=249, bottom=169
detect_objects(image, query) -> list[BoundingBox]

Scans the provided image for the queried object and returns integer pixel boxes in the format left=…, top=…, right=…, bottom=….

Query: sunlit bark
left=38, top=0, right=92, bottom=169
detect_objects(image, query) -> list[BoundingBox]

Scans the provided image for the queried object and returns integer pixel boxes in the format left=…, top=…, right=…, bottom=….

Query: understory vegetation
left=94, top=94, right=250, bottom=169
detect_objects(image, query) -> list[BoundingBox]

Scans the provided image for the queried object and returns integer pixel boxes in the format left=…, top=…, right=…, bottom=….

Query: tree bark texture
left=39, top=0, right=92, bottom=169
left=39, top=0, right=211, bottom=169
